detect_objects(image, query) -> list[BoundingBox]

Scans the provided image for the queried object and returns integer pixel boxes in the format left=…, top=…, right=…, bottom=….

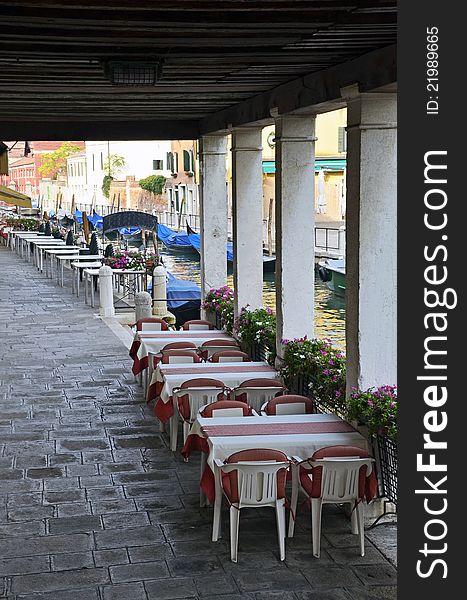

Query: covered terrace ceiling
left=0, top=0, right=397, bottom=139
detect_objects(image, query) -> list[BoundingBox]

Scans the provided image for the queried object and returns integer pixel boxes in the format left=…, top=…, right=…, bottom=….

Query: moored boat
left=318, top=258, right=345, bottom=296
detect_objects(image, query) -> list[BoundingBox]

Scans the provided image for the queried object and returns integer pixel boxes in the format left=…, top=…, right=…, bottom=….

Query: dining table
left=130, top=330, right=235, bottom=377
left=31, top=240, right=66, bottom=270
left=155, top=360, right=279, bottom=452
left=183, top=412, right=368, bottom=506
left=43, top=246, right=81, bottom=280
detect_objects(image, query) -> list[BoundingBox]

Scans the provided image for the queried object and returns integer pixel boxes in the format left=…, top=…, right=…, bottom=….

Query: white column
left=343, top=86, right=397, bottom=391
left=199, top=135, right=228, bottom=309
left=231, top=127, right=264, bottom=316
left=274, top=114, right=316, bottom=355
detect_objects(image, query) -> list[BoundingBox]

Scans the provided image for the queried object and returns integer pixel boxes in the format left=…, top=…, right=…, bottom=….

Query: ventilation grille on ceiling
left=103, top=60, right=163, bottom=86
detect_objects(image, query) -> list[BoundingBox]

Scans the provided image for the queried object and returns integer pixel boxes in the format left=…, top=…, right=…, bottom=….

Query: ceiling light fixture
left=103, top=59, right=163, bottom=86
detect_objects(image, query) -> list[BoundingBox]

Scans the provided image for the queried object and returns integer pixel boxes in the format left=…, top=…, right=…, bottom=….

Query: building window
left=183, top=150, right=194, bottom=173
left=153, top=159, right=163, bottom=170
left=167, top=152, right=174, bottom=173
left=174, top=152, right=178, bottom=174
left=100, top=152, right=104, bottom=169
left=338, top=127, right=347, bottom=153
left=92, top=154, right=95, bottom=170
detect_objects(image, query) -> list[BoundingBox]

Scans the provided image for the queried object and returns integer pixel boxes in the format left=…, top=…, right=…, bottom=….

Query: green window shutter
left=183, top=149, right=191, bottom=171
left=167, top=152, right=174, bottom=172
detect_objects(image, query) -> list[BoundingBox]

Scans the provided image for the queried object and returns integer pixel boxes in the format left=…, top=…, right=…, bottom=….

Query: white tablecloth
left=135, top=331, right=234, bottom=365
left=200, top=413, right=367, bottom=464
left=157, top=361, right=278, bottom=403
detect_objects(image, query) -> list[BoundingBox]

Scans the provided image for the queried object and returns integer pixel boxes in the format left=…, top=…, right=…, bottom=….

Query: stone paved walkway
left=0, top=246, right=396, bottom=600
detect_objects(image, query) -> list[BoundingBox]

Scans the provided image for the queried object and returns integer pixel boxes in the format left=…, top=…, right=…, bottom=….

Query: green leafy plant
left=102, top=174, right=113, bottom=199
left=102, top=154, right=125, bottom=198
left=280, top=337, right=346, bottom=410
left=347, top=385, right=397, bottom=442
left=202, top=286, right=234, bottom=333
left=139, top=175, right=166, bottom=195
left=5, top=217, right=40, bottom=231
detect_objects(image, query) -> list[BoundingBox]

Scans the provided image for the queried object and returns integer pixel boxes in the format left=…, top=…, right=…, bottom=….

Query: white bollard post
left=338, top=225, right=346, bottom=258
left=152, top=265, right=168, bottom=317
left=99, top=265, right=115, bottom=317
left=135, top=291, right=152, bottom=322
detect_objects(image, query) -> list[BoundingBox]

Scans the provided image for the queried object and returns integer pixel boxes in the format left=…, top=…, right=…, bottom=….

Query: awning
left=263, top=158, right=346, bottom=174
left=0, top=185, right=32, bottom=208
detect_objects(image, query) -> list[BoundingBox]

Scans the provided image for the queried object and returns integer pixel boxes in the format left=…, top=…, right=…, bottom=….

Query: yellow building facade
left=261, top=108, right=347, bottom=224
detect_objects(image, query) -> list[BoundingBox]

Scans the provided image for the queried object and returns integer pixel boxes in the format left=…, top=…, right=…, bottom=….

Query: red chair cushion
left=211, top=350, right=251, bottom=362
left=182, top=319, right=214, bottom=330
left=136, top=318, right=168, bottom=331
left=201, top=400, right=252, bottom=417
left=265, top=395, right=314, bottom=415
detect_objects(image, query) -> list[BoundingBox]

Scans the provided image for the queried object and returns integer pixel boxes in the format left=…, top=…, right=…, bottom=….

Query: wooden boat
left=318, top=258, right=345, bottom=296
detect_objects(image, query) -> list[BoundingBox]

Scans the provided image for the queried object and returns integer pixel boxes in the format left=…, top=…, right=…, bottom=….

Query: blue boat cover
left=188, top=233, right=234, bottom=262
left=147, top=271, right=201, bottom=309
left=88, top=213, right=103, bottom=229
left=73, top=209, right=83, bottom=224
left=157, top=223, right=192, bottom=249
left=118, top=227, right=141, bottom=235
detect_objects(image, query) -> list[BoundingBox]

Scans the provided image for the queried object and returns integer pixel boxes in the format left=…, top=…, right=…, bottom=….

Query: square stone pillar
left=274, top=114, right=316, bottom=357
left=343, top=86, right=397, bottom=392
left=231, top=127, right=264, bottom=316
left=199, top=135, right=228, bottom=308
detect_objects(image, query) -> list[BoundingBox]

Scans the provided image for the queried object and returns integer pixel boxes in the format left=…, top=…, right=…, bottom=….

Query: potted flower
left=233, top=306, right=276, bottom=364
left=202, top=286, right=234, bottom=332
left=346, top=385, right=398, bottom=505
left=280, top=337, right=346, bottom=414
left=346, top=385, right=397, bottom=442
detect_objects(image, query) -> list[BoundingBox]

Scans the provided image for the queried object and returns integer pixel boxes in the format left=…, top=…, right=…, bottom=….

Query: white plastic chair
left=198, top=340, right=240, bottom=361
left=171, top=378, right=226, bottom=452
left=213, top=449, right=290, bottom=562
left=289, top=448, right=375, bottom=558
left=230, top=378, right=286, bottom=413
left=161, top=350, right=201, bottom=365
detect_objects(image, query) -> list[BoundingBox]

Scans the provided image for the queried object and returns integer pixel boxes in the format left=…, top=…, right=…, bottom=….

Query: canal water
left=159, top=247, right=346, bottom=350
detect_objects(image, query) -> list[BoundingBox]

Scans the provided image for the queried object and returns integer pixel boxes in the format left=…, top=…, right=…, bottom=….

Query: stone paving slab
left=0, top=246, right=397, bottom=599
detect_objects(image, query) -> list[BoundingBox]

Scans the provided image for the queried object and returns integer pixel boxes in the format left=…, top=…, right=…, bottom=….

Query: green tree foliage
left=38, top=142, right=82, bottom=179
left=103, top=154, right=125, bottom=176
left=139, top=175, right=166, bottom=195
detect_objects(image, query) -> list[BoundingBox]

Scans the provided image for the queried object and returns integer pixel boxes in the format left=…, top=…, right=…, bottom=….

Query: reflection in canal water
left=159, top=248, right=346, bottom=350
